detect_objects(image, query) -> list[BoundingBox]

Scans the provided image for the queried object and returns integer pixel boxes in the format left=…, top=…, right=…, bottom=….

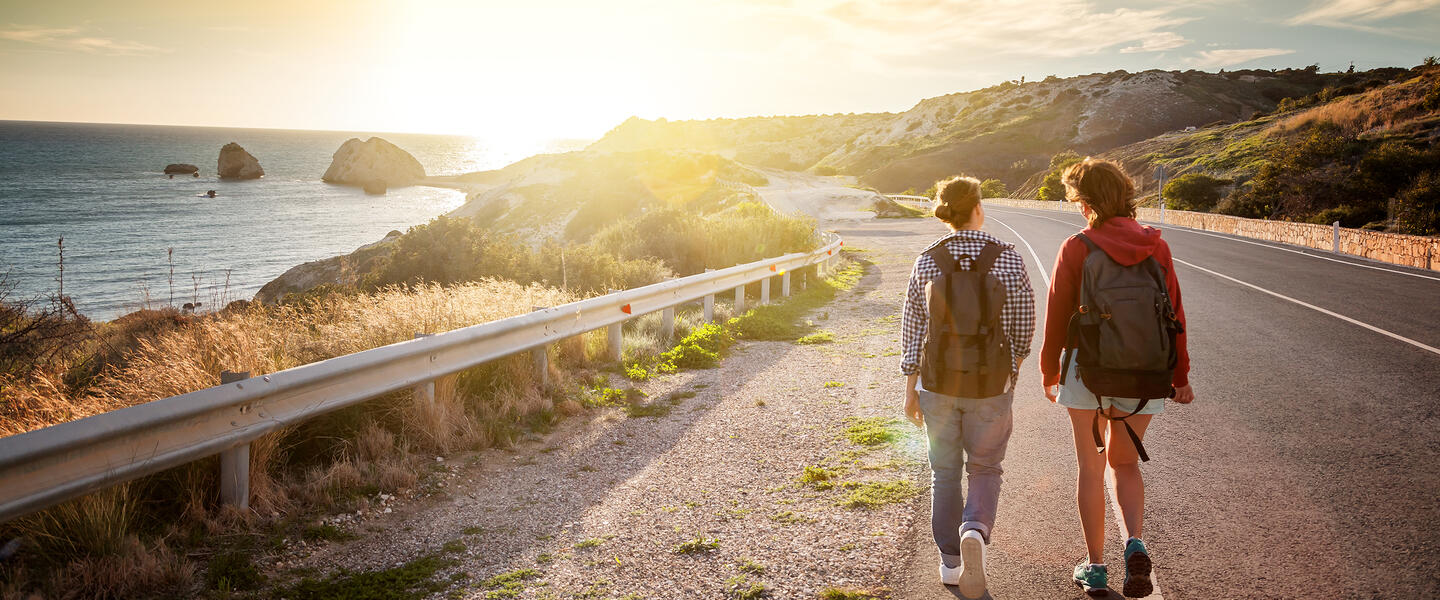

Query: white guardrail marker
left=0, top=233, right=843, bottom=523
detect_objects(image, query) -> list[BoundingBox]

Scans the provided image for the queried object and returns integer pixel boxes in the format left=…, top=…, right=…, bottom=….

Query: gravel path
left=266, top=218, right=948, bottom=599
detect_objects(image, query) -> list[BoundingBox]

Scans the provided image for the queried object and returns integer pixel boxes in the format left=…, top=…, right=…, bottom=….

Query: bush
left=1163, top=173, right=1232, bottom=212
left=979, top=179, right=1008, bottom=198
left=1037, top=150, right=1082, bottom=201
left=1391, top=171, right=1440, bottom=235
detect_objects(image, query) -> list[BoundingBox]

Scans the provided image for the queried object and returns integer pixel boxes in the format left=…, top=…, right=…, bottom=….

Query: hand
left=1043, top=384, right=1059, bottom=403
left=904, top=387, right=925, bottom=428
left=1172, top=384, right=1195, bottom=404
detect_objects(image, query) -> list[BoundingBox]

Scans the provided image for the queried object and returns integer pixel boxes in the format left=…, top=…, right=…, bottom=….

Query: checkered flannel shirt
left=900, top=230, right=1036, bottom=379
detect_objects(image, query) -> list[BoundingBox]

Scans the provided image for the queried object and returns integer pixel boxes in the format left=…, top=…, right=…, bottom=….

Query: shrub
left=1391, top=171, right=1440, bottom=235
left=1162, top=173, right=1232, bottom=212
left=1037, top=150, right=1082, bottom=201
left=979, top=179, right=1008, bottom=198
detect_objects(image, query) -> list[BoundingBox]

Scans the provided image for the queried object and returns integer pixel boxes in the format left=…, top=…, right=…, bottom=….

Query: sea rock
left=362, top=179, right=388, bottom=195
left=164, top=163, right=199, bottom=175
left=217, top=143, right=264, bottom=180
left=322, top=137, right=425, bottom=189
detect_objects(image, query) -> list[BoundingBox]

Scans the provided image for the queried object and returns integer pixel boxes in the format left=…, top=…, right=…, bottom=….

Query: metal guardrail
left=0, top=233, right=844, bottom=524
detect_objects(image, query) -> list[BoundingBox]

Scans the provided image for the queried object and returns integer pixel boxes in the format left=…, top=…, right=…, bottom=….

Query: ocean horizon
left=0, top=120, right=558, bottom=320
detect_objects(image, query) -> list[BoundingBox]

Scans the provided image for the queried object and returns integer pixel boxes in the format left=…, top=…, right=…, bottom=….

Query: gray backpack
left=1061, top=233, right=1184, bottom=461
left=920, top=242, right=1012, bottom=399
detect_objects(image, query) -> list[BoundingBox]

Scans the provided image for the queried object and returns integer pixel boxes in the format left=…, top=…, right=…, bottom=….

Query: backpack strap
left=1075, top=232, right=1101, bottom=253
left=925, top=244, right=959, bottom=274
left=1092, top=400, right=1152, bottom=462
left=973, top=242, right=1004, bottom=275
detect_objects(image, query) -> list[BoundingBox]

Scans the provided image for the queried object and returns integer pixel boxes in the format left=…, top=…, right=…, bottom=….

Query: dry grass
left=1277, top=70, right=1440, bottom=136
left=1, top=280, right=596, bottom=597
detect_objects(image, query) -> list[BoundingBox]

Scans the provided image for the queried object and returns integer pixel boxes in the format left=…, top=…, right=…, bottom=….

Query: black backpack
left=920, top=242, right=1012, bottom=399
left=1061, top=233, right=1184, bottom=461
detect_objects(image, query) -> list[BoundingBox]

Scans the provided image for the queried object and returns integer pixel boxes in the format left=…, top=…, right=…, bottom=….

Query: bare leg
left=1066, top=408, right=1107, bottom=563
left=1104, top=410, right=1153, bottom=541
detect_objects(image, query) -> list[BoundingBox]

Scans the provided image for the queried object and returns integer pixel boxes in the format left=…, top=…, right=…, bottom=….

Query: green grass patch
left=624, top=402, right=672, bottom=418
left=842, top=417, right=902, bottom=447
left=839, top=479, right=920, bottom=510
left=725, top=574, right=769, bottom=599
left=441, top=540, right=466, bottom=554
left=769, top=511, right=815, bottom=524
left=462, top=526, right=484, bottom=535
left=798, top=465, right=840, bottom=488
left=302, top=523, right=357, bottom=543
left=795, top=330, right=835, bottom=345
left=728, top=259, right=864, bottom=342
left=574, top=538, right=604, bottom=550
left=820, top=587, right=885, bottom=600
left=736, top=558, right=767, bottom=575
left=206, top=551, right=265, bottom=592
left=479, top=568, right=541, bottom=599
left=673, top=537, right=720, bottom=554
left=282, top=554, right=455, bottom=600
left=823, top=381, right=845, bottom=388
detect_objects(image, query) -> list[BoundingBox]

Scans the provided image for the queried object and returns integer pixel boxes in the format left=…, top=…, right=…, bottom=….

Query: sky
left=1, top=0, right=1437, bottom=147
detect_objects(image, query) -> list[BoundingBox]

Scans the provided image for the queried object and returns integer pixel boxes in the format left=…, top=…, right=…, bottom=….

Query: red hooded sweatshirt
left=1039, top=217, right=1190, bottom=389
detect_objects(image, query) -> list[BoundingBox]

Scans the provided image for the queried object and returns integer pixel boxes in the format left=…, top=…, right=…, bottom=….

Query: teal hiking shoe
left=1123, top=538, right=1153, bottom=597
left=1072, top=561, right=1108, bottom=596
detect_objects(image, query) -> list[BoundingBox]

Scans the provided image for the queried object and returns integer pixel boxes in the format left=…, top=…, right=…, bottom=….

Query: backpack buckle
left=1078, top=305, right=1090, bottom=314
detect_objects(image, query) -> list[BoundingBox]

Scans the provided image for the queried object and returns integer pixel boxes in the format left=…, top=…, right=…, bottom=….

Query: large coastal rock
left=321, top=137, right=425, bottom=192
left=253, top=231, right=402, bottom=303
left=164, top=163, right=198, bottom=175
left=217, top=143, right=264, bottom=180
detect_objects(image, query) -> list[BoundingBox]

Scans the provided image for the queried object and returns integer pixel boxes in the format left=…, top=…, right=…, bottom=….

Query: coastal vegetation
left=0, top=202, right=847, bottom=598
left=1100, top=64, right=1440, bottom=234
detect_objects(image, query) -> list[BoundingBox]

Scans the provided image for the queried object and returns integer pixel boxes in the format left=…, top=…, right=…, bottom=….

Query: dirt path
left=265, top=217, right=949, bottom=599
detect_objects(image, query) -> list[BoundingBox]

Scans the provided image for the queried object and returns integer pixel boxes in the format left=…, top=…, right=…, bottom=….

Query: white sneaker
left=939, top=561, right=961, bottom=586
left=958, top=529, right=988, bottom=597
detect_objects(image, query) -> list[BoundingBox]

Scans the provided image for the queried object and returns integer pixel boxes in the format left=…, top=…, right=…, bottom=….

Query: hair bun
left=934, top=203, right=952, bottom=220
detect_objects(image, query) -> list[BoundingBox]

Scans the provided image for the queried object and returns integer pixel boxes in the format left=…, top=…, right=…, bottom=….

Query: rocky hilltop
left=590, top=68, right=1346, bottom=191
left=217, top=143, right=264, bottom=179
left=322, top=137, right=426, bottom=192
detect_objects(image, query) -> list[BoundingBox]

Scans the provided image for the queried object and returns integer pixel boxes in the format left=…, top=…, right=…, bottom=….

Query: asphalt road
left=862, top=206, right=1440, bottom=599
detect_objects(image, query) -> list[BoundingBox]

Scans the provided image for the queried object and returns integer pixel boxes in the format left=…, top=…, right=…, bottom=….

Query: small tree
left=1163, top=173, right=1232, bottom=212
left=1037, top=150, right=1082, bottom=201
left=980, top=179, right=1008, bottom=198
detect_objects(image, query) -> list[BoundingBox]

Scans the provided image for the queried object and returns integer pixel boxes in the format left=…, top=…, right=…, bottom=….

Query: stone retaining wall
left=983, top=199, right=1439, bottom=272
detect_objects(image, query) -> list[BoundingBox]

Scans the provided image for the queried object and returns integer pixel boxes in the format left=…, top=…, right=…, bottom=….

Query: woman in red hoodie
left=1038, top=158, right=1193, bottom=597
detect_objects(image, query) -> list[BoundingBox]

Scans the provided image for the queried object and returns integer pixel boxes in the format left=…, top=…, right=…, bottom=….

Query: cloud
left=1288, top=0, right=1440, bottom=24
left=1186, top=47, right=1296, bottom=68
left=0, top=25, right=164, bottom=55
left=813, top=0, right=1195, bottom=61
left=1120, top=32, right=1189, bottom=53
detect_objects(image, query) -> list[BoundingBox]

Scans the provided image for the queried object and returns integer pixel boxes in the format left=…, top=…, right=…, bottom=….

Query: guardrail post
left=735, top=284, right=746, bottom=314
left=760, top=277, right=771, bottom=305
left=219, top=370, right=250, bottom=509
left=781, top=271, right=792, bottom=297
left=661, top=306, right=676, bottom=341
left=413, top=333, right=435, bottom=408
left=607, top=291, right=624, bottom=361
left=1332, top=221, right=1340, bottom=253
left=703, top=269, right=715, bottom=322
left=531, top=307, right=549, bottom=387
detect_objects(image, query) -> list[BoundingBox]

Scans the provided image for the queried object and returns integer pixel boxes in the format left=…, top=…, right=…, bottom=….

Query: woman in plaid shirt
left=900, top=176, right=1035, bottom=596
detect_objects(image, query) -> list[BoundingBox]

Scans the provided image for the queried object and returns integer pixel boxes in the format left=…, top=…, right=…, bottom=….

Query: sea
left=0, top=120, right=552, bottom=320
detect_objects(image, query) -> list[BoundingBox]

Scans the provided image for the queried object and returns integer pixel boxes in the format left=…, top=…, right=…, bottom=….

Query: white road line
left=987, top=207, right=1440, bottom=283
left=987, top=215, right=1051, bottom=287
left=1173, top=257, right=1440, bottom=357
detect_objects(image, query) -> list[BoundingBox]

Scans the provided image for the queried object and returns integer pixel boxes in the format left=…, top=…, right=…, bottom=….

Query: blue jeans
left=917, top=386, right=1014, bottom=564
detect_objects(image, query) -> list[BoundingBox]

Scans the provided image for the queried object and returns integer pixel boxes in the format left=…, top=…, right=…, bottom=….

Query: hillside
left=589, top=67, right=1351, bottom=192
left=1103, top=66, right=1439, bottom=186
left=445, top=149, right=770, bottom=241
